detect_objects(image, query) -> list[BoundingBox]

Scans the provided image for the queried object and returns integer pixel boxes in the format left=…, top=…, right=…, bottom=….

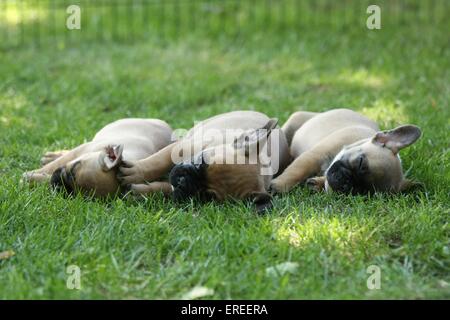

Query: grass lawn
left=0, top=1, right=449, bottom=299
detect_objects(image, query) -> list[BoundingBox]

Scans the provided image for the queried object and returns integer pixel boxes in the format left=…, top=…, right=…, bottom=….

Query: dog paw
left=121, top=184, right=145, bottom=199
left=117, top=161, right=146, bottom=185
left=22, top=171, right=36, bottom=183
left=40, top=151, right=68, bottom=166
left=306, top=176, right=326, bottom=192
left=268, top=179, right=291, bottom=194
left=40, top=157, right=53, bottom=166
left=21, top=171, right=50, bottom=185
left=21, top=172, right=31, bottom=185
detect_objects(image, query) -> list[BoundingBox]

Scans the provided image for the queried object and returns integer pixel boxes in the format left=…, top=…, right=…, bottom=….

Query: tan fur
left=40, top=150, right=70, bottom=166
left=270, top=108, right=421, bottom=194
left=206, top=163, right=264, bottom=201
left=23, top=119, right=173, bottom=197
left=119, top=111, right=291, bottom=201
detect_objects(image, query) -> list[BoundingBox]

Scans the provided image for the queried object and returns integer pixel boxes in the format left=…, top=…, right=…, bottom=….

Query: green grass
left=0, top=1, right=449, bottom=299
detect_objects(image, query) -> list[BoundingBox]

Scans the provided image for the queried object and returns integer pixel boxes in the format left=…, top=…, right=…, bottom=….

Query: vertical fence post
left=20, top=0, right=26, bottom=48
left=160, top=0, right=165, bottom=41
left=175, top=0, right=180, bottom=39
left=97, top=0, right=103, bottom=42
left=142, top=0, right=147, bottom=40
left=191, top=0, right=196, bottom=33
left=49, top=0, right=53, bottom=45
left=36, top=0, right=40, bottom=48
left=128, top=0, right=134, bottom=42
left=1, top=0, right=6, bottom=49
left=265, top=0, right=271, bottom=32
left=111, top=0, right=117, bottom=41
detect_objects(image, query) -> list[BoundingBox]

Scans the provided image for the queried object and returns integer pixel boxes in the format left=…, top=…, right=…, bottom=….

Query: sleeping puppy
left=118, top=111, right=291, bottom=212
left=270, top=108, right=422, bottom=194
left=22, top=118, right=174, bottom=197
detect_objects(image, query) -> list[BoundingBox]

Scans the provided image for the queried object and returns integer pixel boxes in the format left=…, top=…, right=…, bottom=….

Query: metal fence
left=0, top=0, right=447, bottom=50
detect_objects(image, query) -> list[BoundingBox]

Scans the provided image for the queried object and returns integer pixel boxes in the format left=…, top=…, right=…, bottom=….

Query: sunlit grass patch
left=360, top=98, right=409, bottom=127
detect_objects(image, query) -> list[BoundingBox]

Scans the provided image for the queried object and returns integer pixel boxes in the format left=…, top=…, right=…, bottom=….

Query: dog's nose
left=326, top=160, right=353, bottom=193
left=169, top=161, right=208, bottom=202
left=50, top=166, right=74, bottom=194
left=177, top=176, right=186, bottom=187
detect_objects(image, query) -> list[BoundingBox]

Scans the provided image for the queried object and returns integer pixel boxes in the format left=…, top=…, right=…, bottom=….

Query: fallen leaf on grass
left=266, top=262, right=299, bottom=277
left=181, top=286, right=215, bottom=300
left=0, top=250, right=15, bottom=260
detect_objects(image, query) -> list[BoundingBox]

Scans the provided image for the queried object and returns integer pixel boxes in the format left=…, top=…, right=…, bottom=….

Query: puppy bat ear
left=262, top=118, right=279, bottom=131
left=193, top=153, right=208, bottom=171
left=250, top=192, right=273, bottom=214
left=372, top=125, right=421, bottom=154
left=101, top=144, right=124, bottom=171
left=233, top=118, right=279, bottom=154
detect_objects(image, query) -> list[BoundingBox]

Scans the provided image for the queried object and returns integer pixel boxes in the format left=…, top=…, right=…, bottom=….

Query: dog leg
left=40, top=150, right=70, bottom=166
left=269, top=150, right=322, bottom=193
left=119, top=142, right=177, bottom=185
left=23, top=144, right=89, bottom=184
left=21, top=172, right=53, bottom=185
left=306, top=176, right=326, bottom=192
left=270, top=127, right=368, bottom=193
left=128, top=182, right=173, bottom=196
left=282, top=111, right=318, bottom=145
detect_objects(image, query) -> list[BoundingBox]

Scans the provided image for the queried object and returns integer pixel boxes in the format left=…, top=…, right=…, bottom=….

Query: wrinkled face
left=169, top=160, right=209, bottom=202
left=169, top=119, right=279, bottom=212
left=325, top=140, right=403, bottom=194
left=325, top=125, right=421, bottom=194
left=50, top=145, right=123, bottom=197
left=169, top=145, right=264, bottom=202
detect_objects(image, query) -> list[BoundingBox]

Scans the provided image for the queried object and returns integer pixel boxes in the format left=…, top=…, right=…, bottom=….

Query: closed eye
left=356, top=155, right=368, bottom=173
left=68, top=161, right=81, bottom=182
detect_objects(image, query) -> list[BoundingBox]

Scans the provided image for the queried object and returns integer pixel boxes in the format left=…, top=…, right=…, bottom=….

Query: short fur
left=23, top=118, right=174, bottom=197
left=118, top=111, right=291, bottom=212
left=270, top=108, right=422, bottom=194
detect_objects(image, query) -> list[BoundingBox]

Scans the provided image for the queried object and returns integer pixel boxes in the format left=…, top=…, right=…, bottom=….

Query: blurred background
left=0, top=0, right=447, bottom=49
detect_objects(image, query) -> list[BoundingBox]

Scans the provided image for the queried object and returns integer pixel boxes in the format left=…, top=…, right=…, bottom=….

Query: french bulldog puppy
left=270, top=108, right=422, bottom=194
left=118, top=111, right=291, bottom=211
left=23, top=119, right=174, bottom=197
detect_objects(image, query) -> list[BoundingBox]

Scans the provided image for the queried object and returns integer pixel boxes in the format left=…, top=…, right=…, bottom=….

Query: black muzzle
left=169, top=162, right=207, bottom=202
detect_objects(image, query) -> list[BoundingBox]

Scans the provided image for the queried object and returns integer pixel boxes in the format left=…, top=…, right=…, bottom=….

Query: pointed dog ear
left=262, top=118, right=279, bottom=131
left=101, top=144, right=124, bottom=171
left=250, top=192, right=273, bottom=214
left=233, top=118, right=278, bottom=155
left=372, top=125, right=421, bottom=154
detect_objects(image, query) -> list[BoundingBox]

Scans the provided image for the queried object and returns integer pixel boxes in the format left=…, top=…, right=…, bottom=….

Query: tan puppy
left=270, top=108, right=422, bottom=194
left=118, top=111, right=291, bottom=211
left=23, top=119, right=173, bottom=197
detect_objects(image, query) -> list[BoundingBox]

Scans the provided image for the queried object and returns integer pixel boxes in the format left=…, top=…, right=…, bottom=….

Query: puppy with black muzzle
left=118, top=111, right=291, bottom=212
left=270, top=108, right=422, bottom=195
left=22, top=118, right=174, bottom=197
